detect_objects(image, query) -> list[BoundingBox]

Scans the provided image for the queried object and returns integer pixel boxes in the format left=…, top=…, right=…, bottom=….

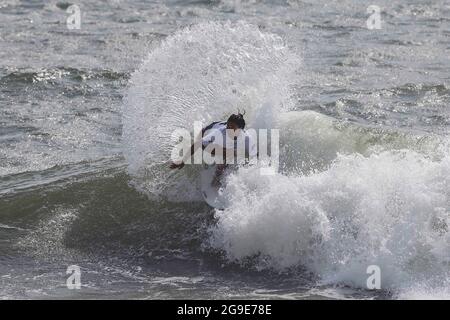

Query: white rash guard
left=201, top=122, right=257, bottom=160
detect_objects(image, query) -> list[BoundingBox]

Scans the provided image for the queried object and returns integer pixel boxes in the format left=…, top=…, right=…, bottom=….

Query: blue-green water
left=1, top=0, right=449, bottom=299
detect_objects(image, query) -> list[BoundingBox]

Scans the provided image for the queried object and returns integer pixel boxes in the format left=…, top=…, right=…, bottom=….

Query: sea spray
left=122, top=21, right=300, bottom=199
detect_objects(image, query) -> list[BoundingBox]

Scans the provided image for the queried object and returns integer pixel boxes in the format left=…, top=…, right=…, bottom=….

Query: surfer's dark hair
left=227, top=112, right=246, bottom=129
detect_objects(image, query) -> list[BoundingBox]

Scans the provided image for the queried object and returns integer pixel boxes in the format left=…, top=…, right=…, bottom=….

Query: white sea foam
left=210, top=148, right=450, bottom=298
left=123, top=21, right=450, bottom=299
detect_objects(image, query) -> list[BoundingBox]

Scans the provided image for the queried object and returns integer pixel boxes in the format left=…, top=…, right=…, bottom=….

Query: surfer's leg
left=212, top=164, right=226, bottom=187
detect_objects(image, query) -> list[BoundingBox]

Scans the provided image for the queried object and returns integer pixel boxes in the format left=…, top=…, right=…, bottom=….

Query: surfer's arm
left=169, top=142, right=199, bottom=169
left=170, top=127, right=228, bottom=168
left=170, top=126, right=214, bottom=169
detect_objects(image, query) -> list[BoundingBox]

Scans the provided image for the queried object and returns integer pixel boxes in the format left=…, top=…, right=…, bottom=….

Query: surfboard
left=200, top=165, right=228, bottom=210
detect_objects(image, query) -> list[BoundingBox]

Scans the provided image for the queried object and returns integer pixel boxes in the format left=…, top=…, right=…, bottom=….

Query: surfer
left=169, top=112, right=257, bottom=185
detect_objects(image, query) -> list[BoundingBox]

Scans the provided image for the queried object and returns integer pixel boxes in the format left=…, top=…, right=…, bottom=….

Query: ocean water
left=1, top=0, right=449, bottom=300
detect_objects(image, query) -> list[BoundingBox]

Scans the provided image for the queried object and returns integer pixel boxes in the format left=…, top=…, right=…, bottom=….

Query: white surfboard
left=200, top=165, right=228, bottom=210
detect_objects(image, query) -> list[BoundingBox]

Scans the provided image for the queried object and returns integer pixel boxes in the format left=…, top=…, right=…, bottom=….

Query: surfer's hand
left=170, top=161, right=184, bottom=169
